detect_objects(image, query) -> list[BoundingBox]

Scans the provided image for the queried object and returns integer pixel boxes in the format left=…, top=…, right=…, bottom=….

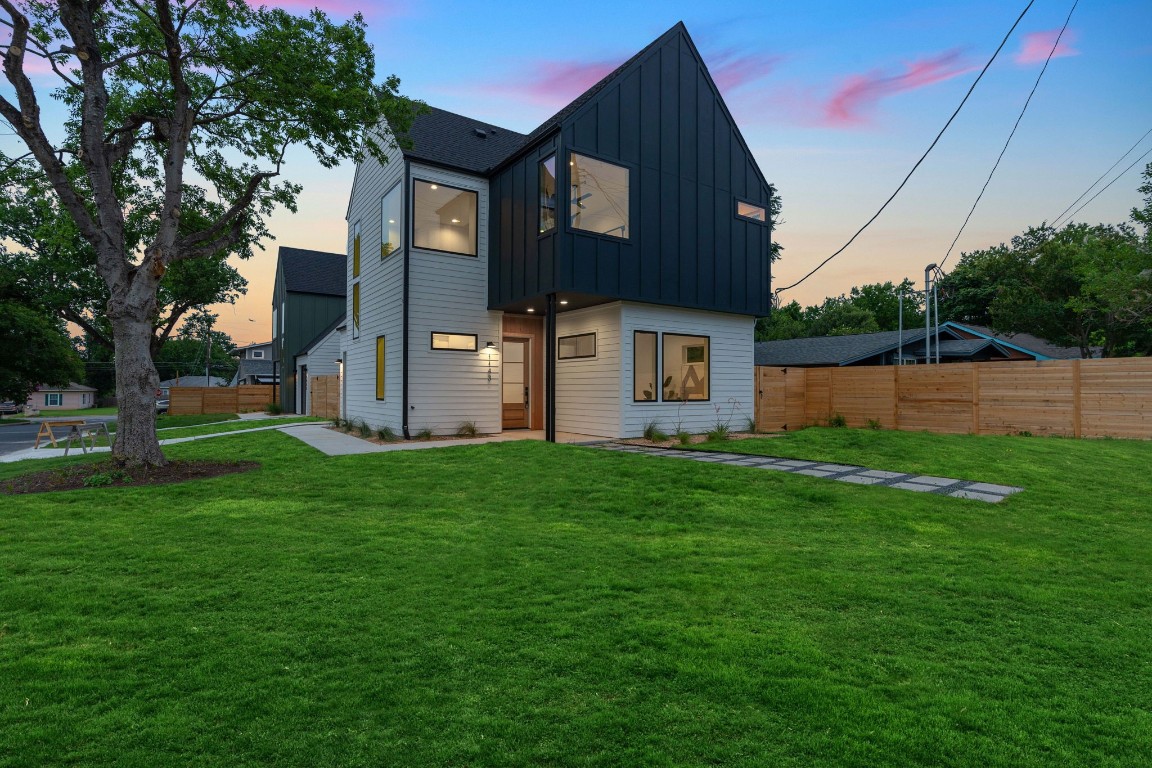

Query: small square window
left=252, top=350, right=264, bottom=359
left=736, top=201, right=767, bottom=222
left=431, top=333, right=477, bottom=351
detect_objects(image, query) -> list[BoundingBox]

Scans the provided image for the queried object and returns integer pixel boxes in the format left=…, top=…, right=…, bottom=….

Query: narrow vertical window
left=352, top=282, right=360, bottom=339
left=633, top=331, right=658, bottom=401
left=352, top=221, right=361, bottom=277
left=381, top=184, right=402, bottom=258
left=539, top=154, right=556, bottom=233
left=375, top=336, right=386, bottom=400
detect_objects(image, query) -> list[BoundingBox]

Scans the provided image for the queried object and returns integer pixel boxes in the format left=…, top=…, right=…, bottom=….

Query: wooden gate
left=309, top=375, right=341, bottom=419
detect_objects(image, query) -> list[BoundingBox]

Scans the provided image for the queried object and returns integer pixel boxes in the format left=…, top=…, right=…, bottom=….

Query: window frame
left=632, top=330, right=659, bottom=403
left=375, top=336, right=386, bottom=400
left=735, top=199, right=769, bottom=225
left=411, top=179, right=479, bottom=257
left=252, top=350, right=264, bottom=359
left=566, top=150, right=632, bottom=241
left=352, top=220, right=361, bottom=276
left=351, top=282, right=360, bottom=340
left=557, top=332, right=596, bottom=361
left=539, top=153, right=557, bottom=236
left=429, top=332, right=478, bottom=352
left=660, top=333, right=711, bottom=403
left=380, top=181, right=403, bottom=259
left=45, top=392, right=62, bottom=407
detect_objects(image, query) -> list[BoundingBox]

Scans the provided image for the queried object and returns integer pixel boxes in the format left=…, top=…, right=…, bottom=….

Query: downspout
left=545, top=292, right=557, bottom=442
left=402, top=158, right=412, bottom=439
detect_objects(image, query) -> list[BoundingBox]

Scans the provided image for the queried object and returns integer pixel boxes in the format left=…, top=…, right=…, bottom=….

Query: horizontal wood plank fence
left=169, top=385, right=279, bottom=416
left=309, top=375, right=340, bottom=419
left=755, top=358, right=1152, bottom=439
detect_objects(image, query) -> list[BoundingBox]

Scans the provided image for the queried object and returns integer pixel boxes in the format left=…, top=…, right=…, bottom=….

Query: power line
left=1049, top=126, right=1152, bottom=227
left=774, top=0, right=1036, bottom=298
left=1052, top=144, right=1152, bottom=228
left=940, top=0, right=1078, bottom=269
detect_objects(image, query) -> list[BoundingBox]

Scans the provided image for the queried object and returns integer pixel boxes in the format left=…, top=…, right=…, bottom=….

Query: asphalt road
left=0, top=415, right=118, bottom=457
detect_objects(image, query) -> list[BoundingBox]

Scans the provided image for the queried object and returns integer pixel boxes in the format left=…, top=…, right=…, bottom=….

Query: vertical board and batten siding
left=620, top=303, right=754, bottom=437
left=554, top=304, right=622, bottom=437
left=281, top=292, right=344, bottom=414
left=754, top=358, right=1152, bottom=439
left=487, top=26, right=772, bottom=317
left=406, top=163, right=502, bottom=436
left=342, top=137, right=405, bottom=430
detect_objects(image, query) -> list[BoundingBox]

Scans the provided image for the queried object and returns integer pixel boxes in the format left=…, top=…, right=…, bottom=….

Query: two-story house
left=342, top=22, right=773, bottom=440
left=271, top=246, right=347, bottom=413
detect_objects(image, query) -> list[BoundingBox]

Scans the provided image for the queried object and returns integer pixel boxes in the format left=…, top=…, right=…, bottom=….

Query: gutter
left=402, top=158, right=412, bottom=439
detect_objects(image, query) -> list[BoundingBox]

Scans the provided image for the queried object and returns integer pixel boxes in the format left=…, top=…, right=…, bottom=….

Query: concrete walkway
left=592, top=444, right=1023, bottom=503
left=280, top=424, right=606, bottom=456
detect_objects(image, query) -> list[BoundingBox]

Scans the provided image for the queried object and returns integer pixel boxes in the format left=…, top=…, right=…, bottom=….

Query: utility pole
left=924, top=264, right=936, bottom=363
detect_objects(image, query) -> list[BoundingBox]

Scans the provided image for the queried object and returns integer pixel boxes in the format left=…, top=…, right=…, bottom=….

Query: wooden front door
left=502, top=339, right=529, bottom=429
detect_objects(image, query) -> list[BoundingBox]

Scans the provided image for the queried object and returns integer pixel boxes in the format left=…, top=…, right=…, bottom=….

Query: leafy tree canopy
left=756, top=280, right=924, bottom=341
left=0, top=260, right=83, bottom=403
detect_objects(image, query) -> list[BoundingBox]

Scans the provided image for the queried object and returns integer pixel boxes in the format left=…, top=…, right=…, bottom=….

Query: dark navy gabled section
left=489, top=22, right=774, bottom=317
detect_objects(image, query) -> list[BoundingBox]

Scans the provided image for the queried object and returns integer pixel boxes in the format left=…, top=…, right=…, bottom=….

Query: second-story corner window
left=737, top=201, right=767, bottom=223
left=353, top=221, right=361, bottom=277
left=413, top=180, right=478, bottom=256
left=569, top=153, right=629, bottom=239
left=381, top=183, right=402, bottom=258
left=539, top=155, right=556, bottom=234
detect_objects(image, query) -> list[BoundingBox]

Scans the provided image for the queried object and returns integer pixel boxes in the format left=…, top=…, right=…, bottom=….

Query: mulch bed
left=1, top=459, right=260, bottom=495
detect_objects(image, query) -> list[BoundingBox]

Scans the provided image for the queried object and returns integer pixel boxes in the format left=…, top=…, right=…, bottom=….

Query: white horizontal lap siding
left=344, top=135, right=404, bottom=431
left=555, top=303, right=622, bottom=438
left=620, top=303, right=755, bottom=437
left=296, top=328, right=344, bottom=412
left=407, top=165, right=501, bottom=436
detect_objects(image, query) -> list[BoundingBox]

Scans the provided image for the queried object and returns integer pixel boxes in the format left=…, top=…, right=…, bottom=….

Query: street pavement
left=0, top=415, right=117, bottom=457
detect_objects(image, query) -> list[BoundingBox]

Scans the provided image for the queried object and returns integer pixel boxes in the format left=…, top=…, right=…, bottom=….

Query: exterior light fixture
left=559, top=300, right=569, bottom=305
left=429, top=184, right=438, bottom=190
left=485, top=341, right=497, bottom=349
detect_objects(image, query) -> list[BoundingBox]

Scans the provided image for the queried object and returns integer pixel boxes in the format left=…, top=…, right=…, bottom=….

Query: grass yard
left=29, top=406, right=119, bottom=417
left=1, top=429, right=1149, bottom=766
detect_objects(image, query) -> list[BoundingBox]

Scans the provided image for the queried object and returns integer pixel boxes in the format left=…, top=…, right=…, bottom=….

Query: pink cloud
left=1015, top=29, right=1078, bottom=65
left=822, top=49, right=972, bottom=127
left=706, top=49, right=781, bottom=93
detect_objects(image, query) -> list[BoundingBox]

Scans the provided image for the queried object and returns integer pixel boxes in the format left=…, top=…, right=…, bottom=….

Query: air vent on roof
left=473, top=128, right=488, bottom=139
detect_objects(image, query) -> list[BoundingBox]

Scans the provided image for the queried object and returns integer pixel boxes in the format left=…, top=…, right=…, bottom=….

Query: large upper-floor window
left=662, top=334, right=709, bottom=401
left=539, top=155, right=556, bottom=234
left=413, top=180, right=477, bottom=256
left=569, top=153, right=629, bottom=238
left=381, top=183, right=403, bottom=258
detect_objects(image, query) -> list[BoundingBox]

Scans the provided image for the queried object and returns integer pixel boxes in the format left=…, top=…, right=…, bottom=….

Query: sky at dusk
left=6, top=0, right=1152, bottom=346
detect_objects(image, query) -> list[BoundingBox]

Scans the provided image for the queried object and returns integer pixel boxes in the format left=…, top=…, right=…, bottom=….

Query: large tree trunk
left=110, top=310, right=166, bottom=467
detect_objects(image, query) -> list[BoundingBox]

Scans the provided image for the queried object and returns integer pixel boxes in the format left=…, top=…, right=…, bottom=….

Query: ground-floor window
left=558, top=332, right=596, bottom=360
left=662, top=334, right=710, bottom=401
left=633, top=331, right=658, bottom=401
left=376, top=336, right=386, bottom=400
left=431, top=332, right=477, bottom=351
left=45, top=393, right=62, bottom=406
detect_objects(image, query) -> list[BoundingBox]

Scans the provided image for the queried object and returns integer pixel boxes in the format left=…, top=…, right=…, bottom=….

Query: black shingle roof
left=954, top=323, right=1089, bottom=359
left=279, top=247, right=346, bottom=297
left=398, top=106, right=526, bottom=174
left=755, top=330, right=931, bottom=367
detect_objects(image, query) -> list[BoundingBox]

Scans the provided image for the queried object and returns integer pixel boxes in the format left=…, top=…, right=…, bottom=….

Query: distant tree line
left=760, top=162, right=1152, bottom=358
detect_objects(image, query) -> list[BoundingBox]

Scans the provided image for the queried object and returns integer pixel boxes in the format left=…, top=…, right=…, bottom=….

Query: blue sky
left=7, top=1, right=1152, bottom=344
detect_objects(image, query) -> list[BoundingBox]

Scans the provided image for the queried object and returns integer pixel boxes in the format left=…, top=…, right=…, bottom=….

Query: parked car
left=156, top=399, right=169, bottom=414
left=0, top=401, right=20, bottom=415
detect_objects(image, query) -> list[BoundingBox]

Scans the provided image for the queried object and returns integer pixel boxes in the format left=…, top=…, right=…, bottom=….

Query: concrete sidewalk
left=281, top=424, right=606, bottom=456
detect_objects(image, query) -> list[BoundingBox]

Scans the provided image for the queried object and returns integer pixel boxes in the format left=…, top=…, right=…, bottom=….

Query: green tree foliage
left=0, top=262, right=83, bottom=403
left=1133, top=161, right=1152, bottom=241
left=756, top=280, right=923, bottom=340
left=0, top=0, right=419, bottom=465
left=153, top=311, right=238, bottom=382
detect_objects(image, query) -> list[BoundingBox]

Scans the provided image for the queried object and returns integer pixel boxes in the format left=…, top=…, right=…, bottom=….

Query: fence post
left=971, top=363, right=980, bottom=435
left=1072, top=359, right=1082, bottom=438
left=892, top=365, right=900, bottom=431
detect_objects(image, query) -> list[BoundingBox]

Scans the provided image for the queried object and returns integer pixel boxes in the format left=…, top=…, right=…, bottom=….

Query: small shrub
left=828, top=413, right=847, bottom=428
left=265, top=402, right=284, bottom=415
left=456, top=421, right=479, bottom=438
left=706, top=423, right=730, bottom=442
left=745, top=417, right=757, bottom=433
left=677, top=431, right=693, bottom=446
left=357, top=420, right=372, bottom=438
left=416, top=427, right=434, bottom=440
left=642, top=420, right=668, bottom=442
left=83, top=472, right=114, bottom=488
left=867, top=419, right=883, bottom=430
left=376, top=425, right=398, bottom=442
left=1016, top=430, right=1033, bottom=437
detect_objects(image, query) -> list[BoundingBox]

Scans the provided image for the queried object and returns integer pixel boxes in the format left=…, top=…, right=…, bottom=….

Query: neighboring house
left=343, top=22, right=773, bottom=439
left=26, top=383, right=97, bottom=411
left=157, top=375, right=228, bottom=399
left=272, top=247, right=346, bottom=412
left=754, top=322, right=1087, bottom=368
left=942, top=322, right=1097, bottom=360
left=227, top=341, right=278, bottom=387
left=293, top=316, right=345, bottom=416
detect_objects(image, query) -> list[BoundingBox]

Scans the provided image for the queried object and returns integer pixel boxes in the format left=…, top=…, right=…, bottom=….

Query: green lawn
left=1, top=429, right=1149, bottom=767
left=29, top=406, right=119, bottom=417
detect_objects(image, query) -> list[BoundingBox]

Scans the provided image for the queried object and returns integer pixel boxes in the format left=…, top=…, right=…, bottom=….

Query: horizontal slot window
left=736, top=200, right=767, bottom=222
left=558, top=332, right=596, bottom=360
left=431, top=333, right=478, bottom=351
